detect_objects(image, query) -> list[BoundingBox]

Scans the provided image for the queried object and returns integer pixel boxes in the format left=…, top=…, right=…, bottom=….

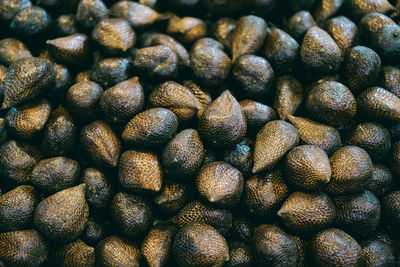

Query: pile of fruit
left=0, top=0, right=399, bottom=266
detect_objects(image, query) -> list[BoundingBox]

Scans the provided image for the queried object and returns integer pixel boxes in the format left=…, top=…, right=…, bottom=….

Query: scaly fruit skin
left=284, top=145, right=331, bottom=190
left=33, top=184, right=89, bottom=243
left=154, top=182, right=189, bottom=214
left=361, top=238, right=396, bottom=267
left=0, top=38, right=32, bottom=67
left=253, top=120, right=300, bottom=173
left=367, top=164, right=394, bottom=197
left=286, top=11, right=317, bottom=41
left=0, top=229, right=48, bottom=267
left=52, top=240, right=95, bottom=267
left=312, top=0, right=346, bottom=23
left=288, top=115, right=342, bottom=155
left=379, top=66, right=400, bottom=98
left=252, top=224, right=299, bottom=267
left=300, top=26, right=341, bottom=73
left=278, top=192, right=336, bottom=234
left=273, top=76, right=304, bottom=120
left=199, top=90, right=246, bottom=147
left=0, top=185, right=37, bottom=232
left=310, top=228, right=362, bottom=267
left=167, top=16, right=207, bottom=44
left=240, top=100, right=276, bottom=133
left=95, top=236, right=141, bottom=267
left=122, top=108, right=178, bottom=147
left=196, top=161, right=244, bottom=208
left=2, top=57, right=55, bottom=109
left=327, top=146, right=373, bottom=195
left=334, top=190, right=381, bottom=239
left=46, top=34, right=90, bottom=65
left=357, top=87, right=400, bottom=122
left=382, top=191, right=400, bottom=235
left=391, top=141, right=400, bottom=177
left=162, top=128, right=204, bottom=179
left=358, top=13, right=395, bottom=43
left=243, top=169, right=289, bottom=219
left=82, top=168, right=113, bottom=210
left=141, top=224, right=177, bottom=267
left=226, top=241, right=253, bottom=267
left=172, top=223, right=229, bottom=267
left=323, top=16, right=358, bottom=57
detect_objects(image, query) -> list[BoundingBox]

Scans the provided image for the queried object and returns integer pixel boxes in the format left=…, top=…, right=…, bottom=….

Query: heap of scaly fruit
left=0, top=0, right=399, bottom=266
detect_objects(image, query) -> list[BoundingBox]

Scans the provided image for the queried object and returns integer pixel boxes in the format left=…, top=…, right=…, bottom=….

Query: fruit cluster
left=0, top=0, right=399, bottom=266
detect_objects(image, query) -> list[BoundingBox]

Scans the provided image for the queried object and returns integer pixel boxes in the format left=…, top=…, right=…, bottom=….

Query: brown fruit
left=191, top=37, right=224, bottom=52
left=358, top=13, right=395, bottom=43
left=306, top=81, right=357, bottom=126
left=286, top=11, right=318, bottom=41
left=196, top=161, right=244, bottom=208
left=231, top=15, right=267, bottom=61
left=162, top=128, right=204, bottom=179
left=323, top=16, right=358, bottom=57
left=232, top=54, right=274, bottom=98
left=239, top=100, right=276, bottom=133
left=346, top=122, right=391, bottom=161
left=122, top=108, right=178, bottom=147
left=367, top=164, right=394, bottom=197
left=100, top=77, right=144, bottom=124
left=154, top=182, right=189, bottom=214
left=379, top=66, right=400, bottom=98
left=300, top=26, right=341, bottom=73
left=361, top=238, right=396, bottom=267
left=273, top=76, right=304, bottom=120
left=252, top=224, right=299, bottom=266
left=82, top=168, right=113, bottom=210
left=111, top=1, right=162, bottom=28
left=253, top=120, right=300, bottom=173
left=347, top=0, right=395, bottom=20
left=119, top=150, right=163, bottom=193
left=170, top=201, right=232, bottom=234
left=66, top=81, right=103, bottom=121
left=91, top=57, right=132, bottom=88
left=243, top=169, right=289, bottom=219
left=172, top=223, right=229, bottom=267
left=141, top=224, right=177, bottom=267
left=226, top=241, right=253, bottom=267
left=0, top=38, right=32, bottom=67
left=31, top=157, right=80, bottom=194
left=310, top=228, right=362, bottom=267
left=312, top=0, right=346, bottom=23
left=285, top=145, right=331, bottom=190
left=96, top=236, right=141, bottom=267
left=230, top=215, right=254, bottom=243
left=2, top=57, right=55, bottom=109
left=142, top=33, right=190, bottom=67
left=92, top=18, right=136, bottom=55
left=344, top=46, right=381, bottom=95
left=263, top=28, right=300, bottom=74
left=111, top=192, right=153, bottom=238
left=190, top=46, right=231, bottom=86
left=167, top=16, right=207, bottom=43
left=222, top=138, right=253, bottom=176
left=55, top=14, right=78, bottom=36
left=80, top=121, right=121, bottom=168
left=382, top=190, right=400, bottom=232
left=76, top=0, right=108, bottom=30
left=182, top=80, right=212, bottom=119
left=5, top=98, right=51, bottom=139
left=47, top=34, right=90, bottom=65
left=0, top=229, right=48, bottom=267
left=288, top=115, right=342, bottom=155
left=334, top=190, right=380, bottom=238
left=0, top=140, right=41, bottom=184
left=357, top=87, right=400, bottom=122
left=211, top=17, right=236, bottom=51
left=0, top=0, right=32, bottom=22
left=199, top=90, right=246, bottom=147
left=327, top=146, right=373, bottom=195
left=278, top=192, right=335, bottom=234
left=53, top=240, right=95, bottom=267
left=149, top=81, right=200, bottom=121
left=0, top=185, right=37, bottom=232
left=33, top=184, right=89, bottom=242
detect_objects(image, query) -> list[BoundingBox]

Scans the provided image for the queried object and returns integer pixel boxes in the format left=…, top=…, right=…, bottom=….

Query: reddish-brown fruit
left=52, top=240, right=95, bottom=267
left=312, top=0, right=346, bottom=23
left=47, top=34, right=90, bottom=65
left=80, top=121, right=121, bottom=168
left=199, top=90, right=246, bottom=147
left=149, top=81, right=200, bottom=121
left=0, top=38, right=32, bottom=67
left=172, top=223, right=229, bottom=267
left=167, top=16, right=207, bottom=43
left=110, top=1, right=162, bottom=28
left=327, top=146, right=373, bottom=195
left=162, top=128, right=204, bottom=179
left=379, top=66, right=400, bottom=98
left=119, top=150, right=163, bottom=193
left=253, top=120, right=300, bottom=173
left=239, top=100, right=276, bottom=133
left=33, top=184, right=89, bottom=243
left=367, top=164, right=394, bottom=197
left=273, top=76, right=304, bottom=120
left=0, top=230, right=48, bottom=267
left=243, top=169, right=289, bottom=219
left=122, top=108, right=178, bottom=147
left=196, top=161, right=244, bottom=208
left=310, top=228, right=362, bottom=266
left=252, top=224, right=299, bottom=266
left=96, top=236, right=141, bottom=267
left=323, top=16, right=358, bottom=57
left=154, top=182, right=189, bottom=214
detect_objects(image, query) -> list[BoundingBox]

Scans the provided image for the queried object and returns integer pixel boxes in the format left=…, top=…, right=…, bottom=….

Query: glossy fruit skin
left=95, top=236, right=141, bottom=267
